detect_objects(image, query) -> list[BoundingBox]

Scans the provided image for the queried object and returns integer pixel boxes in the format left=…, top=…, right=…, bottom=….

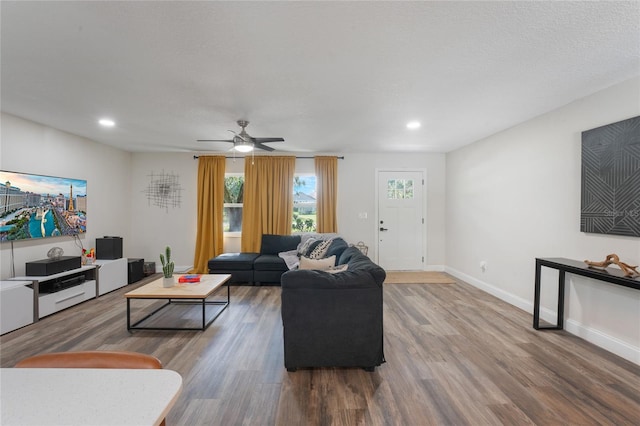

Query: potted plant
left=160, top=246, right=175, bottom=288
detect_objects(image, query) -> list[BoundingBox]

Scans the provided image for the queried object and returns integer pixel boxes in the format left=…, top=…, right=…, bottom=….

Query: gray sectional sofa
left=281, top=246, right=386, bottom=371
left=208, top=233, right=348, bottom=285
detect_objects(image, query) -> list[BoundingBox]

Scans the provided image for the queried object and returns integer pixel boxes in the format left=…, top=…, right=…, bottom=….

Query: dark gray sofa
left=254, top=234, right=301, bottom=284
left=280, top=246, right=386, bottom=371
left=208, top=234, right=301, bottom=284
left=208, top=234, right=349, bottom=285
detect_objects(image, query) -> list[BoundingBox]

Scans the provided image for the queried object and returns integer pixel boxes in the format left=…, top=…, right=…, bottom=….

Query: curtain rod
left=192, top=155, right=345, bottom=160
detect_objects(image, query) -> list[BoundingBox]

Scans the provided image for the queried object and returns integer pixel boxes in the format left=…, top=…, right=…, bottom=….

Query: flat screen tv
left=0, top=170, right=87, bottom=242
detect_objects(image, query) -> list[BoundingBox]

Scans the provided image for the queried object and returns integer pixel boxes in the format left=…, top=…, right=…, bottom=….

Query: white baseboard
left=445, top=267, right=532, bottom=312
left=565, top=319, right=640, bottom=365
left=445, top=266, right=640, bottom=365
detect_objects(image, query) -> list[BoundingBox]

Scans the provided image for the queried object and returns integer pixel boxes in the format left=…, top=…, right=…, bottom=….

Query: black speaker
left=96, top=237, right=123, bottom=259
left=128, top=258, right=144, bottom=284
left=26, top=256, right=82, bottom=276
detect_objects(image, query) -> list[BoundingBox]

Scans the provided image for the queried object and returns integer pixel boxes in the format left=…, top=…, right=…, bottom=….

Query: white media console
left=0, top=280, right=34, bottom=335
left=3, top=258, right=129, bottom=334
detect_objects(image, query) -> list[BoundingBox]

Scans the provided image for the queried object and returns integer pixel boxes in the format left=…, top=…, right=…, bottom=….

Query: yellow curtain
left=192, top=156, right=226, bottom=273
left=315, top=156, right=338, bottom=233
left=241, top=156, right=296, bottom=252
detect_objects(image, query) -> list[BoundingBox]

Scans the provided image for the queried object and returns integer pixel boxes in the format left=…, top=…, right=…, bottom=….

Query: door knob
left=379, top=227, right=388, bottom=231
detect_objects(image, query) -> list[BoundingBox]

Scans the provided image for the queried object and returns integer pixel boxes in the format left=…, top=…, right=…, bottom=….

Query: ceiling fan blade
left=255, top=143, right=276, bottom=152
left=253, top=137, right=284, bottom=143
left=197, top=139, right=234, bottom=143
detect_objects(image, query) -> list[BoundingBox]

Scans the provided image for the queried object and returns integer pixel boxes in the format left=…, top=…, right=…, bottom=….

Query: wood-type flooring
left=1, top=274, right=639, bottom=425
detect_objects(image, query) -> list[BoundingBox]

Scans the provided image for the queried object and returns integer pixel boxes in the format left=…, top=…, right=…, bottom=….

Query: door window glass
left=387, top=179, right=414, bottom=199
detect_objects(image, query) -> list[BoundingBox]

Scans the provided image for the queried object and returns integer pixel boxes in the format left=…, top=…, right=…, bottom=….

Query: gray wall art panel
left=581, top=115, right=640, bottom=237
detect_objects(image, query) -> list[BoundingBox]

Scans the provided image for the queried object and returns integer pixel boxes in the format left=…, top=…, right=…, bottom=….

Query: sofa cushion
left=261, top=234, right=301, bottom=255
left=338, top=246, right=362, bottom=265
left=254, top=254, right=288, bottom=271
left=208, top=252, right=260, bottom=270
left=325, top=238, right=349, bottom=264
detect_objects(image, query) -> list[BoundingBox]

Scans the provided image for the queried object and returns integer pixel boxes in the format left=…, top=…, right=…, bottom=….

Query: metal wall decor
left=580, top=116, right=640, bottom=237
left=143, top=170, right=182, bottom=212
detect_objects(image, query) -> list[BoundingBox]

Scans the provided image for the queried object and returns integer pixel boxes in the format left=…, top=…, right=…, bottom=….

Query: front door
left=377, top=170, right=425, bottom=270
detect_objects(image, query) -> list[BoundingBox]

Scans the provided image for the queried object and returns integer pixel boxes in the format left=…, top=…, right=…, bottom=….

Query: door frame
left=375, top=168, right=427, bottom=270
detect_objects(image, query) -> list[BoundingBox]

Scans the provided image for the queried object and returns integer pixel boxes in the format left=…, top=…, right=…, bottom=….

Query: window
left=223, top=173, right=317, bottom=234
left=292, top=174, right=317, bottom=232
left=223, top=175, right=243, bottom=234
left=387, top=179, right=414, bottom=199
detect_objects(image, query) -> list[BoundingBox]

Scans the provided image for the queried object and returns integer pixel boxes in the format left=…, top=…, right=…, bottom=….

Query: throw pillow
left=297, top=237, right=318, bottom=257
left=308, top=239, right=332, bottom=259
left=299, top=255, right=336, bottom=270
left=325, top=238, right=348, bottom=263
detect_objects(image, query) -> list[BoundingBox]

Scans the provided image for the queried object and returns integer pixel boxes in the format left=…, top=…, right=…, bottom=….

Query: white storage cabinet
left=95, top=258, right=128, bottom=295
left=1, top=280, right=33, bottom=334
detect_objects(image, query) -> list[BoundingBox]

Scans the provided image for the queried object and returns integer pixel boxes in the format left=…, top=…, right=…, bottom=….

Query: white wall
left=129, top=153, right=199, bottom=271
left=129, top=152, right=447, bottom=270
left=337, top=153, right=446, bottom=268
left=0, top=113, right=132, bottom=279
left=445, top=76, right=640, bottom=364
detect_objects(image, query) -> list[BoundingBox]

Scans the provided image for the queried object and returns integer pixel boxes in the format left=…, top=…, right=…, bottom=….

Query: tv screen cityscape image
left=0, top=170, right=87, bottom=241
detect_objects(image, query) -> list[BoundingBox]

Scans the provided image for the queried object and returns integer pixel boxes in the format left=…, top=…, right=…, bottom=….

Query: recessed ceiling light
left=99, top=118, right=115, bottom=127
left=406, top=121, right=421, bottom=129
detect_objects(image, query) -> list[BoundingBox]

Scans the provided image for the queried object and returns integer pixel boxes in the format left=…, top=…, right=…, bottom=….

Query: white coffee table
left=125, top=274, right=231, bottom=331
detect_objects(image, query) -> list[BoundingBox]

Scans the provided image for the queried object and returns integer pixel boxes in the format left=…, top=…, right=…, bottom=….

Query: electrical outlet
left=358, top=212, right=368, bottom=219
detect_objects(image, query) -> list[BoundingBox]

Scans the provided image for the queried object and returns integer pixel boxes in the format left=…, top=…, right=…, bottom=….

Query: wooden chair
left=16, top=351, right=166, bottom=425
left=15, top=350, right=163, bottom=369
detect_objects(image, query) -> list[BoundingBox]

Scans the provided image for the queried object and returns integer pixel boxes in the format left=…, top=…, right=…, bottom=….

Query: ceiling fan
left=197, top=120, right=284, bottom=152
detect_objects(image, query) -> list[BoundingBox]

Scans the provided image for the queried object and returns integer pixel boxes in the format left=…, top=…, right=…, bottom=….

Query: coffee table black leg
left=202, top=298, right=206, bottom=329
left=127, top=298, right=131, bottom=330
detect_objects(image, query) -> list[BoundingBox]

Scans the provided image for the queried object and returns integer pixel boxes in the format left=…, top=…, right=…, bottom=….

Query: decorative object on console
left=47, top=247, right=64, bottom=260
left=81, top=248, right=95, bottom=265
left=580, top=116, right=640, bottom=237
left=584, top=253, right=639, bottom=278
left=160, top=246, right=175, bottom=287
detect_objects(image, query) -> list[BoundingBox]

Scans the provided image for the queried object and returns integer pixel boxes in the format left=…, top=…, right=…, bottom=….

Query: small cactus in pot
left=160, top=246, right=175, bottom=287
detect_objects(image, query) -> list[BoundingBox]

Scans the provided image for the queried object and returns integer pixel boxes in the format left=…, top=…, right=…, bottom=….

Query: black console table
left=533, top=257, right=640, bottom=330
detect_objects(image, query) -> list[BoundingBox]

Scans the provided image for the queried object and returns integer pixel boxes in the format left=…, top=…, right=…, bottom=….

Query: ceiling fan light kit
left=234, top=141, right=254, bottom=152
left=197, top=120, right=284, bottom=152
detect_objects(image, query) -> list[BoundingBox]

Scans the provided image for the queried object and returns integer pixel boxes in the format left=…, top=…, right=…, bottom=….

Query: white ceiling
left=1, top=1, right=639, bottom=154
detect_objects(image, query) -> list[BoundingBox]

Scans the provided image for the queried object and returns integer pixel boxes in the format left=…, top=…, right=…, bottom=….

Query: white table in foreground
left=0, top=368, right=182, bottom=426
left=125, top=274, right=231, bottom=331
